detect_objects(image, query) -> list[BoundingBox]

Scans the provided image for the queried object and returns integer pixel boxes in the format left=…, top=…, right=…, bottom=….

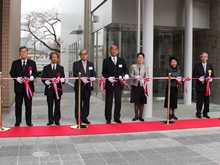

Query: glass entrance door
left=153, top=30, right=184, bottom=98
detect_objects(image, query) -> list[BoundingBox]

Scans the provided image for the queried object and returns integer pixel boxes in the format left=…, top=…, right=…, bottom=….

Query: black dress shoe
left=106, top=120, right=111, bottom=124
left=203, top=114, right=210, bottom=118
left=132, top=117, right=138, bottom=121
left=196, top=114, right=202, bottom=119
left=172, top=115, right=178, bottom=120
left=26, top=123, right=33, bottom=126
left=114, top=120, right=122, bottom=123
left=55, top=121, right=60, bottom=125
left=15, top=123, right=20, bottom=127
left=139, top=117, right=145, bottom=122
left=82, top=120, right=91, bottom=124
left=47, top=122, right=54, bottom=126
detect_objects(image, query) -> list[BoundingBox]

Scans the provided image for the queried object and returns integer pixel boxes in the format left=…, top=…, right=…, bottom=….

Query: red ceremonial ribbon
left=51, top=78, right=60, bottom=100
left=23, top=77, right=34, bottom=99
left=28, top=66, right=32, bottom=76
left=142, top=77, right=150, bottom=97
left=99, top=77, right=106, bottom=94
left=205, top=77, right=211, bottom=96
left=176, top=81, right=182, bottom=88
left=183, top=77, right=191, bottom=93
left=120, top=78, right=131, bottom=89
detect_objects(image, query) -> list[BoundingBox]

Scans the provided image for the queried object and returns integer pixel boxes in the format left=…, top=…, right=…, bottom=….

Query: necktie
left=203, top=64, right=206, bottom=73
left=83, top=62, right=86, bottom=73
left=113, top=57, right=116, bottom=65
left=53, top=65, right=56, bottom=74
left=22, top=61, right=25, bottom=73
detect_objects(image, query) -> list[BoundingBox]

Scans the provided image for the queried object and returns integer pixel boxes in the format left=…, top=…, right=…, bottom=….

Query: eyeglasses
left=80, top=53, right=88, bottom=55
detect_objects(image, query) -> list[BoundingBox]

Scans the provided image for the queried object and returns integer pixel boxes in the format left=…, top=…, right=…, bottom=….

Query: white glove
left=16, top=77, right=23, bottom=84
left=199, top=76, right=204, bottom=82
left=119, top=76, right=122, bottom=80
left=81, top=77, right=89, bottom=84
left=45, top=80, right=51, bottom=85
left=124, top=74, right=129, bottom=80
left=108, top=77, right=115, bottom=83
left=60, top=78, right=65, bottom=83
left=90, top=77, right=96, bottom=81
left=140, top=79, right=144, bottom=85
left=135, top=75, right=141, bottom=81
left=176, top=76, right=182, bottom=82
left=29, top=76, right=34, bottom=81
left=207, top=77, right=213, bottom=83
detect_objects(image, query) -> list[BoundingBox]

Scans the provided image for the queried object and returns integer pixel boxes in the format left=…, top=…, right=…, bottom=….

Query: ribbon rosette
left=205, top=70, right=212, bottom=96
left=205, top=77, right=211, bottom=96
left=28, top=66, right=32, bottom=76
left=120, top=77, right=131, bottom=90
left=51, top=78, right=60, bottom=100
left=99, top=77, right=106, bottom=94
left=183, top=77, right=191, bottom=93
left=142, top=77, right=150, bottom=97
left=23, top=77, right=34, bottom=99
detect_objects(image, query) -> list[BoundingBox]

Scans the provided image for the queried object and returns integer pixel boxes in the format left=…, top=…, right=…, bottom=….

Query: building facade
left=61, top=0, right=219, bottom=118
left=0, top=0, right=21, bottom=113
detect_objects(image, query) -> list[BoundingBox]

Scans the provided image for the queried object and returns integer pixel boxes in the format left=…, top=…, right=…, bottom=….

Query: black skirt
left=164, top=85, right=178, bottom=109
left=130, top=85, right=147, bottom=104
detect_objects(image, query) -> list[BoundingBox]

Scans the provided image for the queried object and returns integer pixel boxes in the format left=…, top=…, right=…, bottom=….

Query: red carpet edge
left=0, top=118, right=220, bottom=138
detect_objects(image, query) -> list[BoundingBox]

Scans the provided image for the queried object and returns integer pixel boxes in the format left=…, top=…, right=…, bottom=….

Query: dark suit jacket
left=102, top=56, right=129, bottom=90
left=41, top=64, right=65, bottom=96
left=73, top=60, right=96, bottom=91
left=10, top=59, right=37, bottom=93
left=193, top=62, right=215, bottom=92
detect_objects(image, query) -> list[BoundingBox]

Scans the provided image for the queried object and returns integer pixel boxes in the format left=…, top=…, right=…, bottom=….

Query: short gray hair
left=79, top=49, right=88, bottom=55
left=200, top=52, right=208, bottom=57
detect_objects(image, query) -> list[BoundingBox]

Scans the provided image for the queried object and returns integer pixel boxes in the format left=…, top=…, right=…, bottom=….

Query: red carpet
left=0, top=118, right=220, bottom=138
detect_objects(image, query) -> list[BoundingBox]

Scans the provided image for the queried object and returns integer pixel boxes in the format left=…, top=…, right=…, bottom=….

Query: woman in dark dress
left=130, top=53, right=148, bottom=121
left=164, top=57, right=181, bottom=120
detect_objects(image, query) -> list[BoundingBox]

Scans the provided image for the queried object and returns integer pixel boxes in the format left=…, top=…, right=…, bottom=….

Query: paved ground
left=1, top=81, right=220, bottom=165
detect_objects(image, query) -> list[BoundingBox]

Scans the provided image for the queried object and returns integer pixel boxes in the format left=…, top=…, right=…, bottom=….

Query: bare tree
left=21, top=9, right=61, bottom=53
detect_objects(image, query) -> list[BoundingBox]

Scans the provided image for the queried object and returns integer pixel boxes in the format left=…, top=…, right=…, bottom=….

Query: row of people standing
left=10, top=47, right=66, bottom=127
left=164, top=52, right=214, bottom=120
left=9, top=46, right=215, bottom=127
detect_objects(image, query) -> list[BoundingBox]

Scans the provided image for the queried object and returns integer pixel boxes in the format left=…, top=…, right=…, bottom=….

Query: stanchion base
left=0, top=126, right=10, bottom=132
left=70, top=125, right=88, bottom=129
left=160, top=120, right=176, bottom=125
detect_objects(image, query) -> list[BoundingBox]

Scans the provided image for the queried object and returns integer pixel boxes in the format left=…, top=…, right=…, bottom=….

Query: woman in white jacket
left=130, top=53, right=148, bottom=122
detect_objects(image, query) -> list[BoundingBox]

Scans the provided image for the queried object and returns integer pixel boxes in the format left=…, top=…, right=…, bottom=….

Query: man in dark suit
left=42, top=52, right=65, bottom=126
left=193, top=52, right=215, bottom=119
left=10, top=46, right=37, bottom=127
left=102, top=45, right=129, bottom=124
left=73, top=49, right=96, bottom=124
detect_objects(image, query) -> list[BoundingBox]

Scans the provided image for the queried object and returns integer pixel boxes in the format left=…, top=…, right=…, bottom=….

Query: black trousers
left=75, top=89, right=91, bottom=121
left=15, top=90, right=32, bottom=124
left=46, top=94, right=61, bottom=123
left=196, top=91, right=210, bottom=115
left=105, top=86, right=122, bottom=121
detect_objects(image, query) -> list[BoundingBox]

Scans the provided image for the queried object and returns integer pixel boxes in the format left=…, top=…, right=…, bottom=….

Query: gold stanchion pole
left=70, top=72, right=88, bottom=129
left=0, top=72, right=10, bottom=131
left=161, top=73, right=175, bottom=125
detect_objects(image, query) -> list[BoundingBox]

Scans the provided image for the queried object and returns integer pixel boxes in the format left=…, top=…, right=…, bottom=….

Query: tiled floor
left=1, top=82, right=220, bottom=165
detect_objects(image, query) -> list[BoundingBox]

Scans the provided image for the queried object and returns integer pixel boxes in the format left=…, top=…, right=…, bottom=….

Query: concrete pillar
left=184, top=0, right=193, bottom=105
left=142, top=0, right=154, bottom=118
left=137, top=0, right=141, bottom=53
